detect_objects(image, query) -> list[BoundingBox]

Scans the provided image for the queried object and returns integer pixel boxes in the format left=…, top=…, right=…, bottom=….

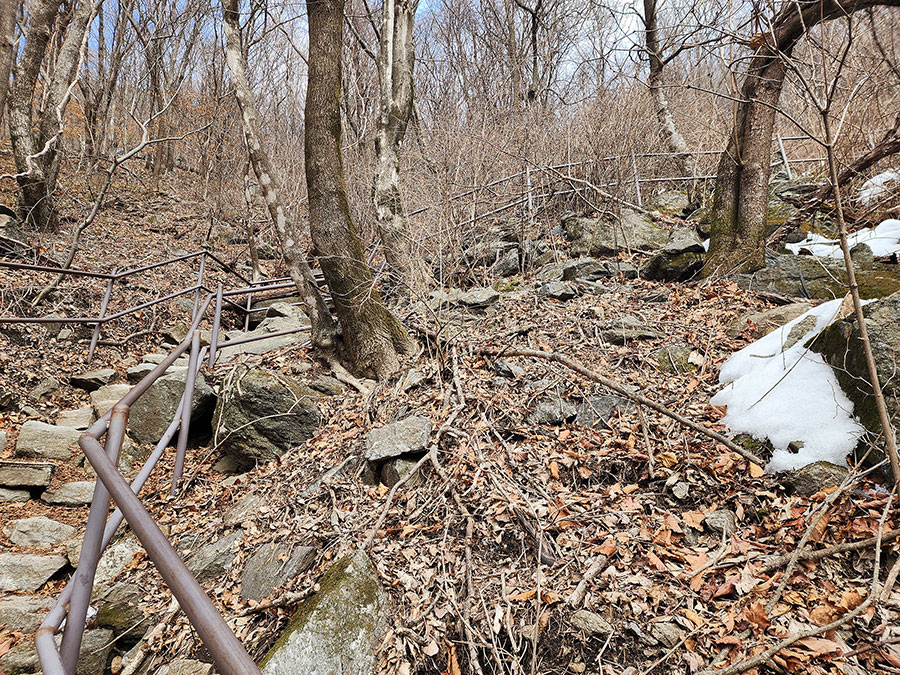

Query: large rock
left=0, top=460, right=53, bottom=487
left=0, top=628, right=113, bottom=675
left=641, top=228, right=706, bottom=282
left=728, top=302, right=812, bottom=339
left=428, top=287, right=500, bottom=309
left=0, top=208, right=29, bottom=258
left=90, top=383, right=133, bottom=418
left=129, top=368, right=215, bottom=444
left=42, top=480, right=95, bottom=505
left=528, top=396, right=577, bottom=425
left=186, top=531, right=243, bottom=583
left=4, top=516, right=75, bottom=547
left=0, top=595, right=54, bottom=634
left=649, top=190, right=690, bottom=216
left=260, top=551, right=388, bottom=675
left=219, top=315, right=310, bottom=358
left=156, top=660, right=215, bottom=675
left=213, top=367, right=321, bottom=466
left=0, top=553, right=67, bottom=591
left=538, top=281, right=577, bottom=301
left=14, top=420, right=81, bottom=460
left=575, top=395, right=631, bottom=428
left=818, top=290, right=900, bottom=466
left=365, top=415, right=432, bottom=462
left=0, top=487, right=30, bottom=502
left=70, top=368, right=116, bottom=391
left=563, top=209, right=668, bottom=257
left=783, top=461, right=849, bottom=496
left=241, top=544, right=317, bottom=602
left=57, top=405, right=95, bottom=430
left=746, top=254, right=900, bottom=300
left=95, top=582, right=152, bottom=640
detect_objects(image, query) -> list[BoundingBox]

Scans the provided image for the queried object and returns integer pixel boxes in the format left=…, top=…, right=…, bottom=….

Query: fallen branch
left=758, top=528, right=900, bottom=574
left=238, top=585, right=318, bottom=616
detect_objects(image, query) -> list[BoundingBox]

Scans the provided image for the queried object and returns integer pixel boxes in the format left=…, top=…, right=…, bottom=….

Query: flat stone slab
left=42, top=480, right=96, bottom=505
left=0, top=552, right=67, bottom=591
left=187, top=531, right=243, bottom=583
left=0, top=487, right=30, bottom=502
left=70, top=368, right=117, bottom=391
left=241, top=544, right=317, bottom=602
left=0, top=460, right=53, bottom=488
left=4, top=516, right=76, bottom=547
left=365, top=415, right=432, bottom=462
left=15, top=420, right=80, bottom=460
left=56, top=405, right=94, bottom=430
left=0, top=595, right=54, bottom=633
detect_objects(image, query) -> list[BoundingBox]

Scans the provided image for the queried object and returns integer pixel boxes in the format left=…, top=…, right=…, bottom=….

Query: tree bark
left=306, top=0, right=413, bottom=379
left=374, top=0, right=431, bottom=299
left=705, top=0, right=900, bottom=275
left=0, top=0, right=16, bottom=120
left=642, top=0, right=694, bottom=186
left=221, top=0, right=337, bottom=348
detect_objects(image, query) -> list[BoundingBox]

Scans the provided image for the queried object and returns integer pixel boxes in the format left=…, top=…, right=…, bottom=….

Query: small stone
left=0, top=460, right=53, bottom=487
left=783, top=461, right=849, bottom=496
left=495, top=360, right=525, bottom=379
left=575, top=396, right=630, bottom=428
left=57, top=405, right=94, bottom=430
left=15, top=420, right=81, bottom=460
left=650, top=622, right=685, bottom=648
left=672, top=482, right=690, bottom=500
left=0, top=552, right=67, bottom=591
left=29, top=377, right=59, bottom=399
left=156, top=660, right=215, bottom=675
left=366, top=416, right=432, bottom=462
left=70, top=368, right=117, bottom=391
left=4, top=516, right=76, bottom=547
left=95, top=582, right=151, bottom=638
left=309, top=374, right=345, bottom=396
left=0, top=487, right=29, bottom=502
left=241, top=544, right=316, bottom=602
left=538, top=281, right=577, bottom=301
left=400, top=367, right=427, bottom=391
left=381, top=457, right=425, bottom=488
left=528, top=396, right=577, bottom=425
left=42, top=480, right=96, bottom=505
left=704, top=510, right=737, bottom=537
left=654, top=344, right=701, bottom=374
left=570, top=610, right=614, bottom=635
left=58, top=327, right=74, bottom=340
left=600, top=315, right=662, bottom=344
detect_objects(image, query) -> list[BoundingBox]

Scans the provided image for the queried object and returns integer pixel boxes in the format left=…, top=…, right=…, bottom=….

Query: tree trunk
left=705, top=0, right=900, bottom=275
left=221, top=0, right=337, bottom=348
left=642, top=0, right=694, bottom=186
left=306, top=0, right=413, bottom=379
left=0, top=0, right=16, bottom=119
left=374, top=0, right=431, bottom=299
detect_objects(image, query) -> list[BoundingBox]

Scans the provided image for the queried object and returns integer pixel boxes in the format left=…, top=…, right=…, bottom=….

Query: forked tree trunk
left=221, top=0, right=337, bottom=348
left=642, top=0, right=694, bottom=187
left=306, top=0, right=413, bottom=379
left=705, top=0, right=900, bottom=275
left=373, top=0, right=431, bottom=299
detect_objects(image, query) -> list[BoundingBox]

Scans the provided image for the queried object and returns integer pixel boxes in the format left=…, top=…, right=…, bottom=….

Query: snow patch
left=711, top=299, right=866, bottom=472
left=859, top=169, right=899, bottom=206
left=785, top=219, right=900, bottom=259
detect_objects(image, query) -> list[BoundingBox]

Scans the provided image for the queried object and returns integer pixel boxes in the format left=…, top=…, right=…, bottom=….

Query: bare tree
left=705, top=0, right=900, bottom=275
left=306, top=0, right=413, bottom=378
left=221, top=0, right=337, bottom=348
left=0, top=0, right=16, bottom=119
left=374, top=0, right=431, bottom=298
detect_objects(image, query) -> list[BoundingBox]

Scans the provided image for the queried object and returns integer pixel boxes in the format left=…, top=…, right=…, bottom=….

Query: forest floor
left=1, top=154, right=899, bottom=675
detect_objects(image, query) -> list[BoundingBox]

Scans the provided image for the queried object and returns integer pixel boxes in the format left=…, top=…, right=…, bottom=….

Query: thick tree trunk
left=705, top=0, right=900, bottom=275
left=306, top=0, right=412, bottom=379
left=0, top=0, right=16, bottom=119
left=374, top=0, right=431, bottom=299
left=642, top=0, right=694, bottom=185
left=221, top=0, right=337, bottom=348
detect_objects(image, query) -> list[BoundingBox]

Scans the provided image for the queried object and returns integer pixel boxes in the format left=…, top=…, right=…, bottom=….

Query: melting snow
left=711, top=299, right=866, bottom=472
left=785, top=219, right=900, bottom=259
left=859, top=169, right=899, bottom=206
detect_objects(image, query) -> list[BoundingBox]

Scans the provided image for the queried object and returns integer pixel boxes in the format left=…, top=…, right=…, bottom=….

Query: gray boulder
left=242, top=544, right=317, bottom=602
left=538, top=281, right=577, bottom=301
left=57, top=405, right=94, bottom=430
left=70, top=368, right=116, bottom=391
left=15, top=420, right=81, bottom=460
left=783, top=461, right=849, bottom=496
left=649, top=190, right=690, bottom=215
left=42, top=480, right=95, bottom=505
left=186, top=531, right=243, bottom=583
left=728, top=302, right=811, bottom=339
left=563, top=209, right=668, bottom=257
left=0, top=628, right=113, bottom=675
left=0, top=552, right=67, bottom=591
left=213, top=367, right=321, bottom=466
left=129, top=368, right=215, bottom=444
left=156, top=660, right=215, bottom=675
left=4, top=516, right=75, bottom=547
left=219, top=315, right=311, bottom=358
left=365, top=415, right=432, bottom=462
left=0, top=595, right=54, bottom=634
left=29, top=376, right=59, bottom=399
left=0, top=209, right=29, bottom=258
left=575, top=395, right=631, bottom=428
left=493, top=247, right=521, bottom=277
left=0, top=487, right=30, bottom=502
left=95, top=582, right=152, bottom=640
left=746, top=254, right=900, bottom=300
left=429, top=287, right=500, bottom=309
left=562, top=258, right=637, bottom=282
left=260, top=551, right=388, bottom=675
left=126, top=362, right=157, bottom=382
left=90, top=383, right=133, bottom=418
left=600, top=315, right=662, bottom=344
left=0, top=460, right=53, bottom=487
left=380, top=457, right=425, bottom=488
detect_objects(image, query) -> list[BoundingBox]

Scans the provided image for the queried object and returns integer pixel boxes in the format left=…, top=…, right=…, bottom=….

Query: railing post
left=209, top=284, right=223, bottom=367
left=631, top=149, right=642, bottom=206
left=58, top=406, right=128, bottom=673
left=171, top=330, right=201, bottom=496
left=191, top=252, right=207, bottom=321
left=243, top=290, right=253, bottom=331
left=88, top=278, right=115, bottom=363
left=777, top=133, right=793, bottom=180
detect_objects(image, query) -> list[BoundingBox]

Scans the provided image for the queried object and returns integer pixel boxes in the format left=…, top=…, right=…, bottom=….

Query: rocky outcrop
left=260, top=551, right=388, bottom=675
left=186, top=531, right=243, bottom=583
left=90, top=383, right=134, bottom=418
left=219, top=315, right=311, bottom=359
left=213, top=367, right=321, bottom=468
left=563, top=209, right=668, bottom=257
left=241, top=544, right=317, bottom=602
left=745, top=254, right=900, bottom=300
left=562, top=258, right=638, bottom=282
left=129, top=368, right=215, bottom=444
left=15, top=421, right=81, bottom=461
left=641, top=228, right=706, bottom=282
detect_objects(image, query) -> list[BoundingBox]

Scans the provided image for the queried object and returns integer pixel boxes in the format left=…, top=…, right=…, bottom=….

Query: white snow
left=859, top=169, right=899, bottom=206
left=785, top=219, right=900, bottom=259
left=711, top=299, right=866, bottom=472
